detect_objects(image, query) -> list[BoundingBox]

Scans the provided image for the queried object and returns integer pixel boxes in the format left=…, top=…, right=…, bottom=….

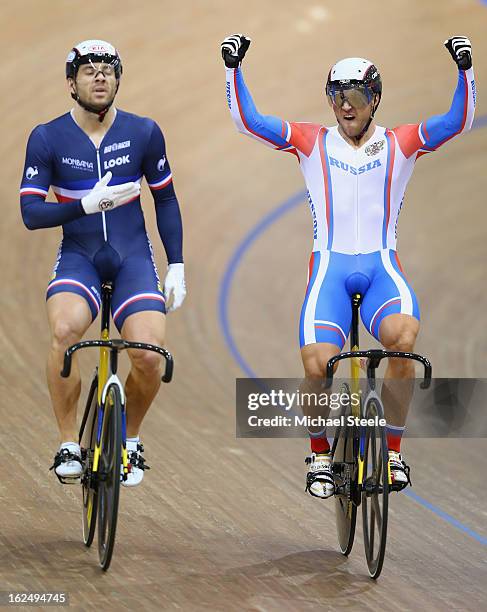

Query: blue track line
left=218, top=114, right=487, bottom=546
left=404, top=489, right=487, bottom=545
left=218, top=190, right=305, bottom=379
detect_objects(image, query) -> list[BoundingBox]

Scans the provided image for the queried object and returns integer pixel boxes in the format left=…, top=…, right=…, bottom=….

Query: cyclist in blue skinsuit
left=221, top=34, right=475, bottom=497
left=20, top=40, right=186, bottom=486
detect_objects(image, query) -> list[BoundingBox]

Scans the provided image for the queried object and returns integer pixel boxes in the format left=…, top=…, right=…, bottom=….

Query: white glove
left=81, top=171, right=141, bottom=215
left=163, top=263, right=186, bottom=312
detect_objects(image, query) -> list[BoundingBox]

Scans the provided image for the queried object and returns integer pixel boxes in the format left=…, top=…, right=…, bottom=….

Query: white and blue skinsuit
left=225, top=65, right=476, bottom=347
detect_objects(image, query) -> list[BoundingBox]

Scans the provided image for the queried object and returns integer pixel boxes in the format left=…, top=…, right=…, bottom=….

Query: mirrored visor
left=328, top=84, right=372, bottom=109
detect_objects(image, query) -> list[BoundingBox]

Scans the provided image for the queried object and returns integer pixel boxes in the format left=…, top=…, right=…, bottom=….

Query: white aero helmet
left=326, top=57, right=382, bottom=106
left=326, top=57, right=382, bottom=141
left=328, top=57, right=380, bottom=85
left=65, top=39, right=122, bottom=121
left=66, top=39, right=122, bottom=80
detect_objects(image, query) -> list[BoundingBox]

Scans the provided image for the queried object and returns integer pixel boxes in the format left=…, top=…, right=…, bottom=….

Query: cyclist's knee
left=302, top=345, right=340, bottom=381
left=50, top=320, right=84, bottom=352
left=384, top=328, right=417, bottom=353
left=383, top=328, right=418, bottom=376
left=380, top=315, right=419, bottom=352
left=128, top=348, right=162, bottom=376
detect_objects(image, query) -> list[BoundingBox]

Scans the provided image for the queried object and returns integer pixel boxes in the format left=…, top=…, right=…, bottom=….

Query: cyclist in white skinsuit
left=221, top=34, right=475, bottom=497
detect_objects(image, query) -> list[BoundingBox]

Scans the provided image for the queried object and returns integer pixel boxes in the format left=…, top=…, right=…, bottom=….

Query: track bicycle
left=60, top=281, right=174, bottom=571
left=325, top=293, right=431, bottom=579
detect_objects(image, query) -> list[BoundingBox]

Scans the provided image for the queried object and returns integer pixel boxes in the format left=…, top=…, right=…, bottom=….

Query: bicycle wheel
left=79, top=373, right=98, bottom=547
left=97, top=384, right=122, bottom=571
left=362, top=397, right=389, bottom=579
left=332, top=383, right=358, bottom=556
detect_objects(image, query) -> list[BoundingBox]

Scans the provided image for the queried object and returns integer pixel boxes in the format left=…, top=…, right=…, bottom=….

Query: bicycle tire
left=361, top=397, right=389, bottom=579
left=332, top=383, right=358, bottom=556
left=97, top=384, right=122, bottom=571
left=79, top=373, right=98, bottom=547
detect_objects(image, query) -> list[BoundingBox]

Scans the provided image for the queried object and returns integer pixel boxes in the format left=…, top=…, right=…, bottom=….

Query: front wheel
left=332, top=383, right=358, bottom=556
left=79, top=373, right=98, bottom=547
left=97, top=384, right=122, bottom=571
left=362, top=397, right=389, bottom=579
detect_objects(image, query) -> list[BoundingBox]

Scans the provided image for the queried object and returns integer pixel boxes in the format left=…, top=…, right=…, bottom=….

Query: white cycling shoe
left=305, top=452, right=335, bottom=499
left=388, top=450, right=411, bottom=491
left=121, top=439, right=150, bottom=487
left=50, top=442, right=83, bottom=484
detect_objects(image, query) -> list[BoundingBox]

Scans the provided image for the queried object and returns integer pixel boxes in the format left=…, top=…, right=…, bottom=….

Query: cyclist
left=20, top=40, right=186, bottom=487
left=221, top=34, right=475, bottom=497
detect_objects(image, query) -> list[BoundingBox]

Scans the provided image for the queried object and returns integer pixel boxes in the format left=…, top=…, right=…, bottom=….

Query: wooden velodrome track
left=1, top=1, right=486, bottom=609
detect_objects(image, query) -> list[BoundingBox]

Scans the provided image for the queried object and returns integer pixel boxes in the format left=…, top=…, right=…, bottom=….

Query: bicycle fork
left=90, top=331, right=129, bottom=500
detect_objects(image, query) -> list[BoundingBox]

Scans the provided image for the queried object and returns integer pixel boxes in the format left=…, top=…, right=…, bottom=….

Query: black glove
left=221, top=34, right=251, bottom=68
left=444, top=36, right=472, bottom=70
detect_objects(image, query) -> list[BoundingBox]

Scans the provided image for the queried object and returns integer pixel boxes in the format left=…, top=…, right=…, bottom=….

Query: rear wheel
left=97, top=384, right=122, bottom=571
left=79, top=373, right=98, bottom=547
left=362, top=397, right=389, bottom=579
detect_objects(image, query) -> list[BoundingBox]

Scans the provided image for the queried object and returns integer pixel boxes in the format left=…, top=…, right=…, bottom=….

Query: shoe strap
left=127, top=449, right=151, bottom=471
left=305, top=453, right=330, bottom=465
left=389, top=457, right=412, bottom=488
left=49, top=449, right=82, bottom=471
left=306, top=468, right=334, bottom=493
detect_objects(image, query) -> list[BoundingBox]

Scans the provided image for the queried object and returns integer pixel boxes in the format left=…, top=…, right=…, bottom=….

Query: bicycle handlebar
left=324, top=349, right=432, bottom=389
left=61, top=339, right=174, bottom=383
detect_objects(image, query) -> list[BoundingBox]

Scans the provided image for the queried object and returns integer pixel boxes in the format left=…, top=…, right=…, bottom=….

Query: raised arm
left=421, top=36, right=475, bottom=151
left=393, top=37, right=475, bottom=159
left=221, top=34, right=293, bottom=151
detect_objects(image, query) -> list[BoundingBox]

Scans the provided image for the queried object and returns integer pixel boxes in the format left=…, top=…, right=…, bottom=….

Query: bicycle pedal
left=58, top=476, right=81, bottom=485
left=332, top=463, right=343, bottom=474
left=363, top=477, right=379, bottom=495
left=390, top=481, right=409, bottom=493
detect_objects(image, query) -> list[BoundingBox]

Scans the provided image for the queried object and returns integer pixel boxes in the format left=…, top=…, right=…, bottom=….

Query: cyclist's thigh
left=360, top=250, right=420, bottom=342
left=46, top=247, right=102, bottom=325
left=111, top=255, right=165, bottom=333
left=120, top=310, right=165, bottom=345
left=299, top=251, right=351, bottom=350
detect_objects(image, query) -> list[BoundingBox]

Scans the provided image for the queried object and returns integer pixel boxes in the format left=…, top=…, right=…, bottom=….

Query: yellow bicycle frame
left=92, top=327, right=110, bottom=474
left=350, top=294, right=392, bottom=488
left=87, top=301, right=129, bottom=526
